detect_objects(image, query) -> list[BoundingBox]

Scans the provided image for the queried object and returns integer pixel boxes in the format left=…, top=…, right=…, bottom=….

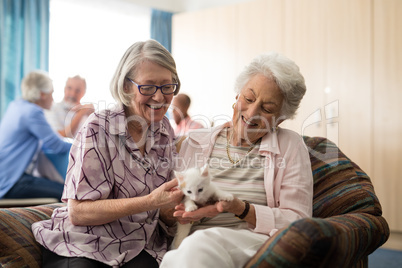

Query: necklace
left=226, top=128, right=258, bottom=165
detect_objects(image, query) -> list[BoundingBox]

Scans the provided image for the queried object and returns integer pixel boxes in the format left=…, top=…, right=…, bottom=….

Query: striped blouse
left=191, top=128, right=267, bottom=233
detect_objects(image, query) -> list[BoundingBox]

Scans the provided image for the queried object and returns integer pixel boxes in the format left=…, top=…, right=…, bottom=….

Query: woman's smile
left=147, top=103, right=164, bottom=110
left=241, top=115, right=258, bottom=127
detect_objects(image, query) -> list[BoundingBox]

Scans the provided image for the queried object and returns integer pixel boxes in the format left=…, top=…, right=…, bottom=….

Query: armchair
left=245, top=136, right=389, bottom=267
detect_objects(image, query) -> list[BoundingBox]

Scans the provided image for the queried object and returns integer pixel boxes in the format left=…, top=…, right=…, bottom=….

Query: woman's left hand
left=174, top=198, right=241, bottom=224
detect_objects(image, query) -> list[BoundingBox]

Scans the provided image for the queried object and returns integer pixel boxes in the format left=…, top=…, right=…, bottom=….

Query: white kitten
left=171, top=164, right=233, bottom=249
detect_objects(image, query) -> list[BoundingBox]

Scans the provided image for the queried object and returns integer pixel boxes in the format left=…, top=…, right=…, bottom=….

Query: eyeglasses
left=126, top=78, right=178, bottom=96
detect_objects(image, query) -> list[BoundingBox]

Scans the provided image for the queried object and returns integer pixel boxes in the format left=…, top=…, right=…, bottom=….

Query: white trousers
left=160, top=227, right=269, bottom=268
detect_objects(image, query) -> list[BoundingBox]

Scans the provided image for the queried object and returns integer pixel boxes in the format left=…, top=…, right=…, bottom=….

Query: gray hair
left=67, top=75, right=87, bottom=90
left=110, top=39, right=181, bottom=106
left=234, top=52, right=306, bottom=119
left=21, top=70, right=53, bottom=102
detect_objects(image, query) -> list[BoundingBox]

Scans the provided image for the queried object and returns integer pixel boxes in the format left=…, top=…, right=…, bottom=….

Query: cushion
left=302, top=136, right=381, bottom=218
left=0, top=203, right=65, bottom=267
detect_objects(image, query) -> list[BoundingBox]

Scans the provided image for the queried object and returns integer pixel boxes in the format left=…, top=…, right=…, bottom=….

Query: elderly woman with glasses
left=32, top=40, right=184, bottom=267
left=160, top=52, right=314, bottom=268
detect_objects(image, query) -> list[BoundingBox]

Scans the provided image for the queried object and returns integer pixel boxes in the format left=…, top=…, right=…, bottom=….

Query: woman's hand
left=215, top=197, right=245, bottom=215
left=173, top=203, right=217, bottom=224
left=149, top=178, right=183, bottom=209
left=173, top=197, right=247, bottom=224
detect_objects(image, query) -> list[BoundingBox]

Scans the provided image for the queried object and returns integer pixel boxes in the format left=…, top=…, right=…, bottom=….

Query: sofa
left=0, top=137, right=389, bottom=267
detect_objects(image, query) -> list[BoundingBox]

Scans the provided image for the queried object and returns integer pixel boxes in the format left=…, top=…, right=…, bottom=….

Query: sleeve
left=62, top=114, right=114, bottom=201
left=162, top=116, right=180, bottom=177
left=253, top=134, right=313, bottom=235
left=27, top=108, right=71, bottom=154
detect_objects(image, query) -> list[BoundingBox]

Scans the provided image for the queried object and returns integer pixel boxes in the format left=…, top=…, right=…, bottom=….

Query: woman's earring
left=232, top=103, right=236, bottom=109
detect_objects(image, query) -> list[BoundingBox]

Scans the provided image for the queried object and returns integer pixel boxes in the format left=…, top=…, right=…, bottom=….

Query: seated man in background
left=172, top=93, right=204, bottom=136
left=45, top=75, right=94, bottom=138
left=0, top=70, right=72, bottom=200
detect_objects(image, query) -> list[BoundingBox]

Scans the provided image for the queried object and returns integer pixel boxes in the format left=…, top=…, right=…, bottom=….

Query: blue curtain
left=0, top=0, right=49, bottom=119
left=150, top=9, right=173, bottom=52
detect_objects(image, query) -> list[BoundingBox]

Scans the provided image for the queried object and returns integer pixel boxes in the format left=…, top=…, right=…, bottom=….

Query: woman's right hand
left=150, top=178, right=183, bottom=209
left=68, top=179, right=183, bottom=226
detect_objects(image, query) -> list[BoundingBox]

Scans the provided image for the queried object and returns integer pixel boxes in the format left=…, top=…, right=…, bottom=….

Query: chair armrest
left=0, top=203, right=65, bottom=267
left=244, top=213, right=390, bottom=268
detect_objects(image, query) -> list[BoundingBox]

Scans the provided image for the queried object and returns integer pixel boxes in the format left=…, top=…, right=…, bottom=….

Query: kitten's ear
left=200, top=163, right=209, bottom=176
left=175, top=171, right=185, bottom=187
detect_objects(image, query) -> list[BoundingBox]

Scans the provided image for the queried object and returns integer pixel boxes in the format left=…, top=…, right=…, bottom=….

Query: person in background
left=45, top=75, right=95, bottom=138
left=32, top=40, right=184, bottom=267
left=172, top=93, right=204, bottom=136
left=160, top=52, right=313, bottom=268
left=0, top=71, right=72, bottom=200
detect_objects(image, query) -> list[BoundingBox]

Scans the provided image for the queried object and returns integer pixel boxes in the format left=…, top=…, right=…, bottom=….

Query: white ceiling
left=123, top=0, right=253, bottom=13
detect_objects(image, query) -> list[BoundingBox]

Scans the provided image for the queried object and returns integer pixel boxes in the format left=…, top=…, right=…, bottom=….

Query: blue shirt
left=0, top=99, right=71, bottom=198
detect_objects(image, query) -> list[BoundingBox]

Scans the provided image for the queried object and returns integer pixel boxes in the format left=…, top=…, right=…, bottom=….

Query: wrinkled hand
left=150, top=178, right=183, bottom=209
left=173, top=199, right=230, bottom=224
left=215, top=198, right=241, bottom=213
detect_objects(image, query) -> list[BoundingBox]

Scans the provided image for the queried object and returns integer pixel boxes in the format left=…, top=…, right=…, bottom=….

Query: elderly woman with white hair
left=0, top=71, right=71, bottom=200
left=160, top=52, right=314, bottom=268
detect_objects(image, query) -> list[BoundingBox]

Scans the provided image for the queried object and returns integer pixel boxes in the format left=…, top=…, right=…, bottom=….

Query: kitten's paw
left=219, top=193, right=234, bottom=202
left=185, top=204, right=198, bottom=212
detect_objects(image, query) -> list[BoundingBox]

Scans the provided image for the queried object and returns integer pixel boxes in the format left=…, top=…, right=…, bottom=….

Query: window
left=49, top=0, right=150, bottom=108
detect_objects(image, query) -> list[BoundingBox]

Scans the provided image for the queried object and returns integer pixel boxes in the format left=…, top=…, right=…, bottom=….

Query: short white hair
left=21, top=70, right=53, bottom=102
left=234, top=52, right=306, bottom=119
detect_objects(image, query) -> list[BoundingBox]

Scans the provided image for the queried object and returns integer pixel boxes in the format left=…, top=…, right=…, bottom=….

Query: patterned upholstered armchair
left=245, top=136, right=390, bottom=268
left=0, top=137, right=389, bottom=267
